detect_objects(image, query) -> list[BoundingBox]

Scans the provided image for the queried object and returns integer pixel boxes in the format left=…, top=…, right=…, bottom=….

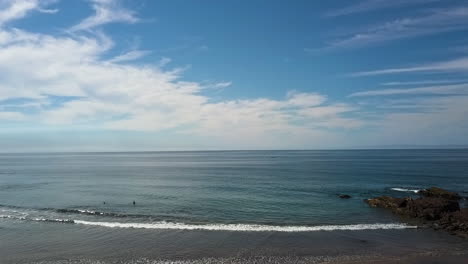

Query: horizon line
left=1, top=146, right=468, bottom=154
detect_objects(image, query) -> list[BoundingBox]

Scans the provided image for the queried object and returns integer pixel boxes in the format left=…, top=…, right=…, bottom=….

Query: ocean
left=1, top=150, right=468, bottom=263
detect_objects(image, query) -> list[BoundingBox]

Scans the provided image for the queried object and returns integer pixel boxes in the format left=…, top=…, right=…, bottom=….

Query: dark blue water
left=1, top=150, right=467, bottom=229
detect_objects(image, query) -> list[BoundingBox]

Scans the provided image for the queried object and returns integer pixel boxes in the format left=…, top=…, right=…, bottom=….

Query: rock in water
left=365, top=187, right=467, bottom=238
left=339, top=194, right=351, bottom=199
left=405, top=197, right=460, bottom=220
left=419, top=187, right=461, bottom=200
left=365, top=196, right=406, bottom=209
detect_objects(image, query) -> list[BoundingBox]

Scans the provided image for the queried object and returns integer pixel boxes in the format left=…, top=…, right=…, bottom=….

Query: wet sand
left=13, top=253, right=468, bottom=264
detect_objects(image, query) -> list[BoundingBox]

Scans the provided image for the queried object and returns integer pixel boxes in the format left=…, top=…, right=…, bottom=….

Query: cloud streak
left=107, top=49, right=151, bottom=63
left=70, top=0, right=139, bottom=32
left=0, top=0, right=56, bottom=26
left=351, top=57, right=468, bottom=76
left=327, top=6, right=468, bottom=49
left=381, top=79, right=468, bottom=86
left=349, top=83, right=468, bottom=97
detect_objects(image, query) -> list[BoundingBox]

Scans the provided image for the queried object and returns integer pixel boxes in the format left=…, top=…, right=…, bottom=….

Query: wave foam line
left=391, top=188, right=421, bottom=194
left=74, top=221, right=417, bottom=232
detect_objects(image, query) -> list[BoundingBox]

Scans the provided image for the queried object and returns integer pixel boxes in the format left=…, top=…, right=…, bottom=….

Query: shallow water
left=1, top=150, right=468, bottom=262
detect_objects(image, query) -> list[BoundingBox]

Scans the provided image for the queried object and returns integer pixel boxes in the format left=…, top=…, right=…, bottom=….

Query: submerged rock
left=365, top=187, right=467, bottom=238
left=339, top=194, right=351, bottom=199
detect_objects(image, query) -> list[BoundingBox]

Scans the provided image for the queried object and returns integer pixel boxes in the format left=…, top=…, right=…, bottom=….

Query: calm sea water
left=1, top=150, right=468, bottom=263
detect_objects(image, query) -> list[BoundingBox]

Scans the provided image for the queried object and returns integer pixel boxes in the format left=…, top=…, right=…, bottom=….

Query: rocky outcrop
left=419, top=187, right=461, bottom=200
left=366, top=196, right=405, bottom=209
left=365, top=187, right=467, bottom=237
left=437, top=209, right=468, bottom=235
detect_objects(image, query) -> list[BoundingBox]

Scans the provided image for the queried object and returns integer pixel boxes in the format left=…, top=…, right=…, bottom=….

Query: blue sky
left=1, top=0, right=468, bottom=151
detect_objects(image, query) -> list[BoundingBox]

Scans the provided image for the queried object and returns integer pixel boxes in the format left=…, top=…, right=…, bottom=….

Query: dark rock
left=439, top=208, right=468, bottom=237
left=339, top=194, right=351, bottom=199
left=365, top=187, right=467, bottom=238
left=365, top=196, right=407, bottom=209
left=405, top=197, right=459, bottom=220
left=419, top=187, right=461, bottom=200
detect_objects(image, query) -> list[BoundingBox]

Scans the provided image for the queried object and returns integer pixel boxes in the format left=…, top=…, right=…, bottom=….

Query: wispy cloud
left=37, top=7, right=58, bottom=14
left=351, top=57, right=468, bottom=76
left=325, top=0, right=438, bottom=17
left=0, top=0, right=56, bottom=26
left=326, top=6, right=468, bottom=49
left=211, top=82, right=232, bottom=89
left=70, top=0, right=139, bottom=32
left=349, top=83, right=468, bottom=97
left=107, top=49, right=151, bottom=63
left=381, top=79, right=468, bottom=86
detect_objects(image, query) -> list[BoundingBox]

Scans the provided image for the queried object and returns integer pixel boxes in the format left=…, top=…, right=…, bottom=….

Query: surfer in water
left=133, top=200, right=136, bottom=206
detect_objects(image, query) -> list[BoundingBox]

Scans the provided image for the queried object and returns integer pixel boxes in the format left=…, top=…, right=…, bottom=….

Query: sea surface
left=1, top=150, right=468, bottom=263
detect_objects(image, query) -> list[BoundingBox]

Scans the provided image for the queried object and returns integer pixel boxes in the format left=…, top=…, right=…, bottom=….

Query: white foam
left=391, top=188, right=420, bottom=193
left=74, top=221, right=417, bottom=232
left=0, top=215, right=26, bottom=220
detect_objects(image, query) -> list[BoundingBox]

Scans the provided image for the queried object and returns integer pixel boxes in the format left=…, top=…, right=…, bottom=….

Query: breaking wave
left=73, top=221, right=417, bottom=232
left=1, top=213, right=417, bottom=232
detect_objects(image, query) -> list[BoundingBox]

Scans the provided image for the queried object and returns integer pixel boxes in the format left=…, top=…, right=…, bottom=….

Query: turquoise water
left=1, top=150, right=468, bottom=263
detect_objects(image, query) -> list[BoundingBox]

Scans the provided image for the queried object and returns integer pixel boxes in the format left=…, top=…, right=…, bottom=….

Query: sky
left=1, top=0, right=468, bottom=151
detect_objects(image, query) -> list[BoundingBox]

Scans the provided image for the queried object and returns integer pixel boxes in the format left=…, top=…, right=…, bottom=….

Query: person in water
left=133, top=200, right=136, bottom=206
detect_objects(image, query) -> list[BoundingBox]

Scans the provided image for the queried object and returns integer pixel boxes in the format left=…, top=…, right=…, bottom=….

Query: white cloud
left=349, top=83, right=468, bottom=97
left=351, top=57, right=468, bottom=76
left=285, top=92, right=327, bottom=107
left=0, top=22, right=360, bottom=146
left=70, top=0, right=139, bottom=32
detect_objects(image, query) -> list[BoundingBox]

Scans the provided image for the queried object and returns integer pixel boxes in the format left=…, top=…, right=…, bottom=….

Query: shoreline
left=9, top=250, right=468, bottom=264
left=2, top=223, right=468, bottom=264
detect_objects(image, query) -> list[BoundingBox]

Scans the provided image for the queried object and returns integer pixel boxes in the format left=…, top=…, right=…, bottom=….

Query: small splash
left=0, top=215, right=26, bottom=220
left=390, top=188, right=421, bottom=194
